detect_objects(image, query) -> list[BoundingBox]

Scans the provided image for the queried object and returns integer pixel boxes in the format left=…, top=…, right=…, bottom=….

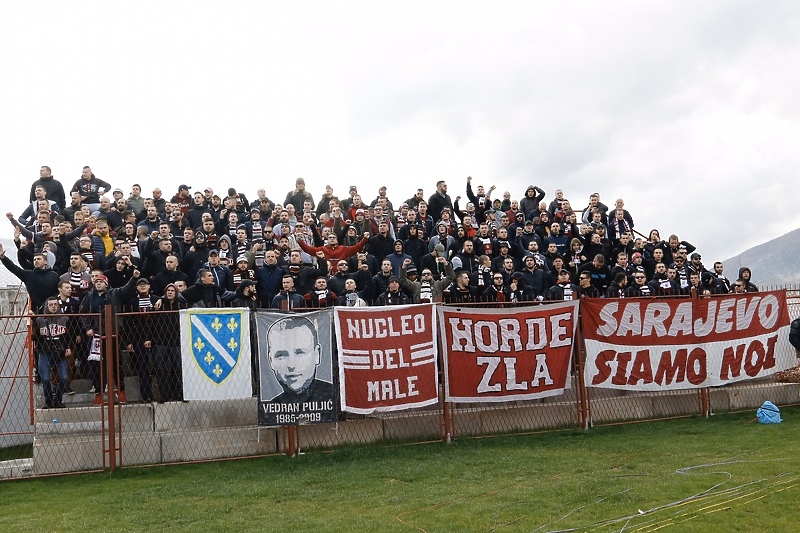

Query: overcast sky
left=2, top=1, right=799, bottom=265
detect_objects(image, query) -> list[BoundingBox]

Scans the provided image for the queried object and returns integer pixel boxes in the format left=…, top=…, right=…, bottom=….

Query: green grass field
left=2, top=408, right=799, bottom=532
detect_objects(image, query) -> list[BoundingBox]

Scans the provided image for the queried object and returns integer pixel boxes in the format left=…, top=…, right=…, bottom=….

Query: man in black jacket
left=0, top=244, right=59, bottom=311
left=79, top=271, right=140, bottom=404
left=30, top=166, right=66, bottom=211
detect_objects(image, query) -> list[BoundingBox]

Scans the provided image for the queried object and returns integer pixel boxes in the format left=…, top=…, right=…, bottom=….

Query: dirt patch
left=774, top=366, right=800, bottom=383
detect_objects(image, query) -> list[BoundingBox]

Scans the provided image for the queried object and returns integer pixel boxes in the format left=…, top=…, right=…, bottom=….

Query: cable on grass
left=534, top=456, right=796, bottom=532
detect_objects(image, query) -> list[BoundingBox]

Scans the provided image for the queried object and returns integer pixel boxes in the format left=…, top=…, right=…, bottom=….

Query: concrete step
left=0, top=458, right=35, bottom=479
left=33, top=404, right=155, bottom=437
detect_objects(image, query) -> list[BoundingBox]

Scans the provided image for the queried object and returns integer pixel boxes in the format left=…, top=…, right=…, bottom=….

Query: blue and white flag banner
left=180, top=309, right=253, bottom=400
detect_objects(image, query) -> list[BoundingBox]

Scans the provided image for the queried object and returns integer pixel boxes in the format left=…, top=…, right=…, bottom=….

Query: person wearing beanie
left=420, top=243, right=449, bottom=281
left=79, top=268, right=141, bottom=404
left=399, top=257, right=454, bottom=304
left=377, top=275, right=410, bottom=305
left=284, top=177, right=314, bottom=213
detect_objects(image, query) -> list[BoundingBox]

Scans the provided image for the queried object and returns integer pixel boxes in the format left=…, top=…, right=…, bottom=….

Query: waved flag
left=180, top=309, right=253, bottom=400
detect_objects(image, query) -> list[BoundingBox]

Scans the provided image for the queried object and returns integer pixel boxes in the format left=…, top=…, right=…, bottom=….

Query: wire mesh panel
left=0, top=311, right=110, bottom=478
left=116, top=308, right=278, bottom=467
left=439, top=300, right=584, bottom=439
left=2, top=287, right=800, bottom=478
left=583, top=291, right=800, bottom=427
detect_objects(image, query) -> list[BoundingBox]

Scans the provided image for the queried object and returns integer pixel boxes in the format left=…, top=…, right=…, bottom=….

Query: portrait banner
left=582, top=290, right=793, bottom=391
left=334, top=303, right=438, bottom=414
left=256, top=309, right=337, bottom=426
left=439, top=302, right=579, bottom=403
left=180, top=309, right=252, bottom=400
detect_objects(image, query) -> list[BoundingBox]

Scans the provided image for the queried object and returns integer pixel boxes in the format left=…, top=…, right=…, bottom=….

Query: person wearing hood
left=104, top=255, right=135, bottom=288
left=427, top=222, right=454, bottom=256
left=738, top=267, right=758, bottom=292
left=181, top=229, right=211, bottom=282
left=565, top=237, right=587, bottom=279
left=519, top=184, right=546, bottom=218
left=0, top=244, right=60, bottom=311
left=402, top=224, right=427, bottom=270
left=216, top=233, right=234, bottom=262
left=386, top=239, right=413, bottom=276
left=229, top=279, right=258, bottom=309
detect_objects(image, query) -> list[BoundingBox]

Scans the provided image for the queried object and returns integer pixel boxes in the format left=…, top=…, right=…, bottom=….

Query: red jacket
left=298, top=238, right=369, bottom=271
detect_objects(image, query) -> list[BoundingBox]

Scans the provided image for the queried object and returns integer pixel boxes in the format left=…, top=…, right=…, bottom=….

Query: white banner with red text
left=439, top=302, right=579, bottom=403
left=582, top=291, right=793, bottom=391
left=334, top=304, right=438, bottom=414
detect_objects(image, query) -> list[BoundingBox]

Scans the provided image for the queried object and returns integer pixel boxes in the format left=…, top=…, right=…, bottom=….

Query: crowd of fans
left=3, top=165, right=759, bottom=407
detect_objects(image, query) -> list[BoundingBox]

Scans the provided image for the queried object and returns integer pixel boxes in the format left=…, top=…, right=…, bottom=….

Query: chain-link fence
left=1, top=289, right=798, bottom=479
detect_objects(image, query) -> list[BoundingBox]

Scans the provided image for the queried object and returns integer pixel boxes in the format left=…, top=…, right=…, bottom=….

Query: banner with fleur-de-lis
left=180, top=309, right=253, bottom=400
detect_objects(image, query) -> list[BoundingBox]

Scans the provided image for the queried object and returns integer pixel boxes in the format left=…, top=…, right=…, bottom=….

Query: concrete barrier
left=33, top=433, right=161, bottom=475
left=296, top=418, right=384, bottom=449
left=154, top=398, right=257, bottom=431
left=161, top=427, right=278, bottom=462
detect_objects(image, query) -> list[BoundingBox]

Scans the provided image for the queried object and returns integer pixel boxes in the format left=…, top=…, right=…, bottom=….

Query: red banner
left=581, top=291, right=793, bottom=390
left=439, top=302, right=579, bottom=402
left=334, top=304, right=439, bottom=414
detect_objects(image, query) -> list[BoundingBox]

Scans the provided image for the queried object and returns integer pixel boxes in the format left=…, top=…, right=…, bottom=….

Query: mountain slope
left=723, top=228, right=800, bottom=288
